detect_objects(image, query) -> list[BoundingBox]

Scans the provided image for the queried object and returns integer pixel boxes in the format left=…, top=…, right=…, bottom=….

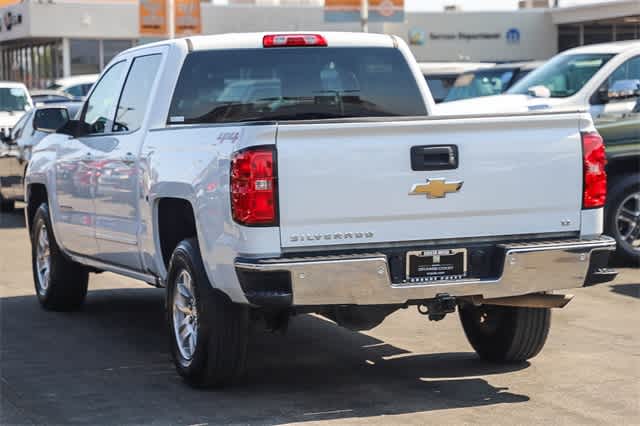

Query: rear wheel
left=167, top=238, right=249, bottom=388
left=459, top=303, right=550, bottom=362
left=605, top=174, right=640, bottom=265
left=31, top=203, right=88, bottom=311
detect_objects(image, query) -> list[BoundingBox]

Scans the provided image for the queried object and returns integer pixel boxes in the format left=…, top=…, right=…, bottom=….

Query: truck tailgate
left=276, top=113, right=584, bottom=248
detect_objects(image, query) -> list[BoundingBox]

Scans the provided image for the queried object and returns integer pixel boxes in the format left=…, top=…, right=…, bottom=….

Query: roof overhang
left=551, top=0, right=640, bottom=25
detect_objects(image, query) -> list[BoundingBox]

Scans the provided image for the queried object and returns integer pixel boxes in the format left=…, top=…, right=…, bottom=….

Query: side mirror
left=0, top=129, right=14, bottom=144
left=33, top=107, right=70, bottom=133
left=596, top=85, right=610, bottom=104
left=56, top=119, right=91, bottom=138
left=607, top=79, right=640, bottom=101
left=527, top=85, right=551, bottom=99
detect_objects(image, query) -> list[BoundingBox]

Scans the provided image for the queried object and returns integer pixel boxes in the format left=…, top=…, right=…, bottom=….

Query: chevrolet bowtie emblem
left=409, top=178, right=463, bottom=199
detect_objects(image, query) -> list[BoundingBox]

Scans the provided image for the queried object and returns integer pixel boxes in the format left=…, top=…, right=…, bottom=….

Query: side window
left=593, top=55, right=640, bottom=105
left=81, top=61, right=127, bottom=135
left=607, top=55, right=640, bottom=88
left=21, top=111, right=34, bottom=139
left=11, top=111, right=31, bottom=140
left=113, top=54, right=162, bottom=133
left=81, top=84, right=94, bottom=96
left=66, top=85, right=84, bottom=97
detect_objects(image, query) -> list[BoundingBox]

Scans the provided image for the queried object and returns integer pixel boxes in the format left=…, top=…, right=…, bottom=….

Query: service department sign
left=415, top=28, right=521, bottom=44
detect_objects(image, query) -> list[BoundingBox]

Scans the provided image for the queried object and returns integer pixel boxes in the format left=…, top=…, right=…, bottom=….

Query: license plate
left=406, top=248, right=467, bottom=283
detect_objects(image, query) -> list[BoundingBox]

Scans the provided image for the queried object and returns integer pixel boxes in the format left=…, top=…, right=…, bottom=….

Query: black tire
left=605, top=173, right=640, bottom=266
left=31, top=203, right=88, bottom=311
left=167, top=238, right=249, bottom=388
left=459, top=303, right=551, bottom=362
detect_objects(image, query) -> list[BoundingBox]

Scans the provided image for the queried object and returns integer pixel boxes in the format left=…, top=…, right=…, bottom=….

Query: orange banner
left=0, top=0, right=20, bottom=6
left=139, top=0, right=167, bottom=36
left=175, top=0, right=201, bottom=36
left=325, top=0, right=404, bottom=10
left=325, top=0, right=361, bottom=7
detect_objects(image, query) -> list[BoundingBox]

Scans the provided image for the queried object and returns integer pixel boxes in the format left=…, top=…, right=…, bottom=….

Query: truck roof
left=0, top=81, right=28, bottom=89
left=119, top=31, right=396, bottom=57
left=561, top=40, right=640, bottom=55
left=52, top=74, right=99, bottom=88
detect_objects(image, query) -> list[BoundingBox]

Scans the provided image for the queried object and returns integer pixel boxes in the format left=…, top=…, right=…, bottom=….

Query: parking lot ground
left=1, top=205, right=639, bottom=425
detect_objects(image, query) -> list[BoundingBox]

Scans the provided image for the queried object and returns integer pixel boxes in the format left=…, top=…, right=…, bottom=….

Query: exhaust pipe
left=463, top=293, right=574, bottom=309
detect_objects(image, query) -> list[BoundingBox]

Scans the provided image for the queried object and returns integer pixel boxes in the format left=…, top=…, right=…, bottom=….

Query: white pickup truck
left=25, top=32, right=616, bottom=388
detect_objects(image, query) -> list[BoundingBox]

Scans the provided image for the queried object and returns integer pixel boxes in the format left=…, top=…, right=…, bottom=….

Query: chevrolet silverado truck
left=25, top=32, right=617, bottom=388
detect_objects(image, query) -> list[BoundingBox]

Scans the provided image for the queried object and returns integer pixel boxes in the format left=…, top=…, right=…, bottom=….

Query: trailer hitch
left=418, top=293, right=457, bottom=321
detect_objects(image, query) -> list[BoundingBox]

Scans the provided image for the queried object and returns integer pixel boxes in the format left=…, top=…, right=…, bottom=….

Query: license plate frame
left=406, top=248, right=468, bottom=283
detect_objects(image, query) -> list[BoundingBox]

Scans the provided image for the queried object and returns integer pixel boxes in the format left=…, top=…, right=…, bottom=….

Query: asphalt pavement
left=1, top=205, right=638, bottom=425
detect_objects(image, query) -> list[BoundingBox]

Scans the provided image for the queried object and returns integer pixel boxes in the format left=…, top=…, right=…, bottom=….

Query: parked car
left=443, top=61, right=543, bottom=102
left=25, top=32, right=615, bottom=388
left=0, top=81, right=33, bottom=141
left=419, top=62, right=494, bottom=103
left=30, top=89, right=77, bottom=106
left=0, top=103, right=81, bottom=211
left=436, top=41, right=640, bottom=264
left=47, top=74, right=98, bottom=100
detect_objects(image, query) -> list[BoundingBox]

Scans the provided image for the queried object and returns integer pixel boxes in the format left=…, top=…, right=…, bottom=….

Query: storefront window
left=70, top=39, right=100, bottom=75
left=616, top=24, right=639, bottom=41
left=0, top=42, right=63, bottom=88
left=558, top=24, right=581, bottom=52
left=583, top=24, right=614, bottom=45
left=103, top=40, right=133, bottom=67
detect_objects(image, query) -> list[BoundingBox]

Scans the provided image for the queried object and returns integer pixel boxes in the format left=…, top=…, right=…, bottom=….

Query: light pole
left=361, top=0, right=368, bottom=33
left=168, top=0, right=175, bottom=39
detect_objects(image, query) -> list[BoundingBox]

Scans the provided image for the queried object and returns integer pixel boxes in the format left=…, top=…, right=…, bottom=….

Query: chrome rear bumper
left=234, top=236, right=616, bottom=306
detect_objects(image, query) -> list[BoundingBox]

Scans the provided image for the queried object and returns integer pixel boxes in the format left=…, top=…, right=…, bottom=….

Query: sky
left=404, top=0, right=620, bottom=11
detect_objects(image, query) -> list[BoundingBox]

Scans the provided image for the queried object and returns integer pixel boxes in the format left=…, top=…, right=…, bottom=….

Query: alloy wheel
left=172, top=269, right=199, bottom=365
left=616, top=192, right=640, bottom=253
left=35, top=225, right=51, bottom=296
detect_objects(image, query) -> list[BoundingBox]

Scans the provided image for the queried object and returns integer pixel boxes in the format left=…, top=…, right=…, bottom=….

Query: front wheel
left=167, top=238, right=249, bottom=388
left=459, top=303, right=550, bottom=362
left=31, top=203, right=88, bottom=311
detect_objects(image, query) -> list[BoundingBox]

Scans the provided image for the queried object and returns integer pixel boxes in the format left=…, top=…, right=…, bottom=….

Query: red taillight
left=582, top=131, right=607, bottom=209
left=230, top=146, right=277, bottom=226
left=263, top=34, right=327, bottom=48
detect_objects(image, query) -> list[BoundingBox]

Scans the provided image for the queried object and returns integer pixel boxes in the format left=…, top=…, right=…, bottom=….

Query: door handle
left=410, top=145, right=459, bottom=171
left=81, top=152, right=93, bottom=163
left=121, top=152, right=136, bottom=164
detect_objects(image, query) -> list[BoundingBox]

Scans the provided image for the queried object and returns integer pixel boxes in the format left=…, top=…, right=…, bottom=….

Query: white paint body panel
left=277, top=113, right=586, bottom=249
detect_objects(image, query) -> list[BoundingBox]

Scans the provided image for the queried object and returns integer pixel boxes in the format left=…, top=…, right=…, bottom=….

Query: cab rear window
left=168, top=47, right=427, bottom=124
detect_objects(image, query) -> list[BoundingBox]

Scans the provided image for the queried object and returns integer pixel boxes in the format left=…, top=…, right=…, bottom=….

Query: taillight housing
left=263, top=34, right=327, bottom=48
left=581, top=131, right=607, bottom=209
left=230, top=146, right=277, bottom=226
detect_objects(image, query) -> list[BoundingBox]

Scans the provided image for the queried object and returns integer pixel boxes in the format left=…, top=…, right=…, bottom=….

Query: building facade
left=0, top=0, right=638, bottom=88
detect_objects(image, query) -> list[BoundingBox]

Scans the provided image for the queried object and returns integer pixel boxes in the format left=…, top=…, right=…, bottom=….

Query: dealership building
left=0, top=0, right=638, bottom=88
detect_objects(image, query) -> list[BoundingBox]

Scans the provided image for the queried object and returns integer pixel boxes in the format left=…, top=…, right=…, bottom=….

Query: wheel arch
left=25, top=183, right=49, bottom=237
left=154, top=196, right=199, bottom=273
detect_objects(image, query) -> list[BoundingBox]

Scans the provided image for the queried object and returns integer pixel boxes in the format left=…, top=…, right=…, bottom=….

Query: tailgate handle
left=411, top=145, right=458, bottom=171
